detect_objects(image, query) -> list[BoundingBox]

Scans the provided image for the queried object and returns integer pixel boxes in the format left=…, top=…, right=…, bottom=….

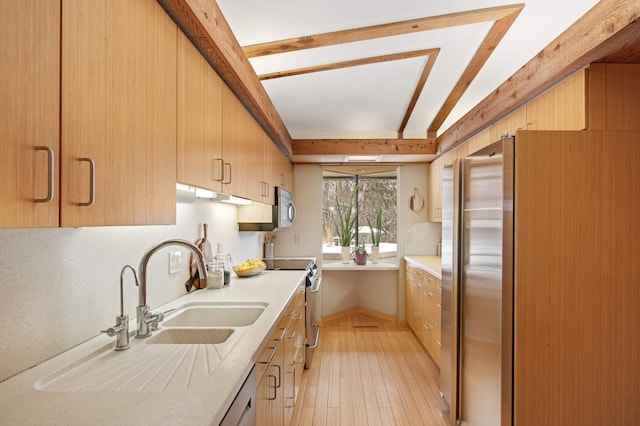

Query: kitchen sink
left=146, top=328, right=234, bottom=345
left=163, top=304, right=266, bottom=327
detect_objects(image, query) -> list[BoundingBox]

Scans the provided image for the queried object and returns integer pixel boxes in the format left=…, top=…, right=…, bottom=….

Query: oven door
left=305, top=276, right=322, bottom=369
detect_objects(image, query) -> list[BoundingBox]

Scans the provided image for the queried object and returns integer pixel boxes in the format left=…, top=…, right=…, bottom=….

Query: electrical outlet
left=295, top=233, right=301, bottom=244
left=169, top=251, right=182, bottom=274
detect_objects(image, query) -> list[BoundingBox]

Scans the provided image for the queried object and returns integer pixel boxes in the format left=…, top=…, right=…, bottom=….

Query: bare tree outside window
left=322, top=169, right=397, bottom=258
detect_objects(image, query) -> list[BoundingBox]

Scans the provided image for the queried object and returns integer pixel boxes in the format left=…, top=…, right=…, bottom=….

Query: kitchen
left=1, top=0, right=640, bottom=425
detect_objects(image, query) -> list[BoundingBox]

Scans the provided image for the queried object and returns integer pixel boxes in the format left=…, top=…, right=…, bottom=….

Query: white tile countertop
left=404, top=255, right=442, bottom=279
left=0, top=270, right=307, bottom=426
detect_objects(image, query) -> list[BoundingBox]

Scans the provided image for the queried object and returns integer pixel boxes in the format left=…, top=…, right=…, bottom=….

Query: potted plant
left=367, top=203, right=383, bottom=264
left=354, top=242, right=368, bottom=265
left=332, top=192, right=357, bottom=263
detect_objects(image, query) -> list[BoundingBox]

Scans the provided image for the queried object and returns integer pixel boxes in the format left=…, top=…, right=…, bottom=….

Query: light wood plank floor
left=295, top=313, right=449, bottom=426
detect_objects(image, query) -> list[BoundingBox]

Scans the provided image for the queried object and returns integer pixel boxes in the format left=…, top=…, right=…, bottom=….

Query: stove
left=263, top=257, right=321, bottom=368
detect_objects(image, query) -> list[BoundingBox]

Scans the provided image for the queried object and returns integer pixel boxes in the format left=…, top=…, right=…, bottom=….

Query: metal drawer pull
left=274, top=327, right=286, bottom=341
left=285, top=330, right=296, bottom=339
left=77, top=157, right=95, bottom=206
left=35, top=146, right=54, bottom=203
left=436, top=303, right=442, bottom=308
left=259, top=345, right=278, bottom=365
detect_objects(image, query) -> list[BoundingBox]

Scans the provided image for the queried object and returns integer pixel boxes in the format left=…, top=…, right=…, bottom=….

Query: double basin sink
left=36, top=302, right=267, bottom=392
left=147, top=302, right=266, bottom=344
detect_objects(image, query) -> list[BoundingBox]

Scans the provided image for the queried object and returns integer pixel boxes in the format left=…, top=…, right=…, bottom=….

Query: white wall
left=0, top=201, right=263, bottom=382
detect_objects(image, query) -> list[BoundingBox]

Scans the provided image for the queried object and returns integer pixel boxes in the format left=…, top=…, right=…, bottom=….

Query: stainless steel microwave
left=276, top=187, right=296, bottom=229
left=237, top=187, right=295, bottom=231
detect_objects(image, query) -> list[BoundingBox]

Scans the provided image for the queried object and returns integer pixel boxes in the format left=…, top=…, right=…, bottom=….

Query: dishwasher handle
left=306, top=323, right=321, bottom=349
left=309, top=277, right=322, bottom=293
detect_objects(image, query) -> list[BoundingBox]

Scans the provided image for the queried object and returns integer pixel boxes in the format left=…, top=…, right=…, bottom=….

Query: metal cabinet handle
left=274, top=364, right=281, bottom=389
left=34, top=146, right=54, bottom=203
left=273, top=327, right=286, bottom=342
left=259, top=345, right=278, bottom=365
left=213, top=158, right=224, bottom=182
left=285, top=330, right=296, bottom=339
left=223, top=162, right=232, bottom=185
left=267, top=374, right=277, bottom=400
left=77, top=157, right=95, bottom=206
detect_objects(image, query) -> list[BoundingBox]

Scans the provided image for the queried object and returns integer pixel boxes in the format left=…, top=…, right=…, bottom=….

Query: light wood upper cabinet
left=525, top=69, right=588, bottom=131
left=222, top=85, right=260, bottom=201
left=0, top=0, right=60, bottom=228
left=589, top=63, right=640, bottom=130
left=61, top=0, right=177, bottom=226
left=489, top=106, right=527, bottom=141
left=428, top=156, right=444, bottom=222
left=221, top=83, right=293, bottom=204
left=177, top=32, right=223, bottom=192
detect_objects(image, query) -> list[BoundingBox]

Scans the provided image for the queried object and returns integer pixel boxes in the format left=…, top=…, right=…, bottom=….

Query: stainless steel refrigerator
left=441, top=137, right=514, bottom=426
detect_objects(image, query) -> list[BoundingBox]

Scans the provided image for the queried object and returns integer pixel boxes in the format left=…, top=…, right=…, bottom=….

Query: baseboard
left=322, top=307, right=397, bottom=323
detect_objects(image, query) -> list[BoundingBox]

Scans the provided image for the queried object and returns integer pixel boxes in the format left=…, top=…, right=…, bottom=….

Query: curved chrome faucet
left=103, top=264, right=140, bottom=350
left=136, top=239, right=208, bottom=338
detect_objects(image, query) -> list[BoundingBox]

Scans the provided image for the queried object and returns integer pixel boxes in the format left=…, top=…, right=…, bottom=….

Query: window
left=322, top=168, right=397, bottom=259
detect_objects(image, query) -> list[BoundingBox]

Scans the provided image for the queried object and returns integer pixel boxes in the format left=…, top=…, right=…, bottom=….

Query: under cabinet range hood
left=238, top=187, right=296, bottom=231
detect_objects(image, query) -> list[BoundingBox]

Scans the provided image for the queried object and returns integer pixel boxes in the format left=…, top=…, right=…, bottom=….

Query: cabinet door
left=0, top=0, right=60, bottom=228
left=525, top=69, right=587, bottom=130
left=284, top=288, right=305, bottom=425
left=428, top=157, right=443, bottom=222
left=489, top=107, right=527, bottom=141
left=177, top=33, right=223, bottom=192
left=61, top=0, right=177, bottom=226
left=222, top=85, right=258, bottom=201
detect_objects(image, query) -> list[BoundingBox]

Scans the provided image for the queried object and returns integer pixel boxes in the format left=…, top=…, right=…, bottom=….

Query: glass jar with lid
left=206, top=261, right=224, bottom=289
left=215, top=253, right=232, bottom=285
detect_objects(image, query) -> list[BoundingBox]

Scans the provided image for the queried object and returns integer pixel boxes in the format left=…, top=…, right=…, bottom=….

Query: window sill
left=322, top=259, right=399, bottom=271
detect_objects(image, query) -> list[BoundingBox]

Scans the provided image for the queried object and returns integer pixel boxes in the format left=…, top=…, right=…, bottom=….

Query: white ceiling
left=217, top=0, right=600, bottom=142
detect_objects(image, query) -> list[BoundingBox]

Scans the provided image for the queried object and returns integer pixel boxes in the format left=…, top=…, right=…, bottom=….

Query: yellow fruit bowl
left=233, top=260, right=266, bottom=278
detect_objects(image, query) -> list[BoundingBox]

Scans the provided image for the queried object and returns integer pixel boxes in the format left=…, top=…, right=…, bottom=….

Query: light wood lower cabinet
left=61, top=0, right=178, bottom=226
left=405, top=264, right=441, bottom=366
left=283, top=287, right=305, bottom=426
left=257, top=285, right=305, bottom=426
left=0, top=0, right=60, bottom=228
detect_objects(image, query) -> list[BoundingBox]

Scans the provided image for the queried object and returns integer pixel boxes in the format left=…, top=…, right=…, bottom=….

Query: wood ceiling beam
left=428, top=7, right=521, bottom=133
left=156, top=0, right=293, bottom=155
left=243, top=4, right=525, bottom=58
left=437, top=0, right=640, bottom=154
left=292, top=138, right=437, bottom=156
left=399, top=49, right=439, bottom=133
left=257, top=48, right=439, bottom=80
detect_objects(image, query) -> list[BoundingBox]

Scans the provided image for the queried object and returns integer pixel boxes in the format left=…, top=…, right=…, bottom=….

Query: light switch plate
left=169, top=251, right=182, bottom=274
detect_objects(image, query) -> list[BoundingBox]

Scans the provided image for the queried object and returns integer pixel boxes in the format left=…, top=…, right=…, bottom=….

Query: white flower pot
left=341, top=246, right=351, bottom=264
left=371, top=246, right=380, bottom=264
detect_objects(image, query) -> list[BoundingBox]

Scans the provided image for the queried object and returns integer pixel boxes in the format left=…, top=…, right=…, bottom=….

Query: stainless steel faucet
left=135, top=239, right=208, bottom=338
left=103, top=264, right=139, bottom=350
